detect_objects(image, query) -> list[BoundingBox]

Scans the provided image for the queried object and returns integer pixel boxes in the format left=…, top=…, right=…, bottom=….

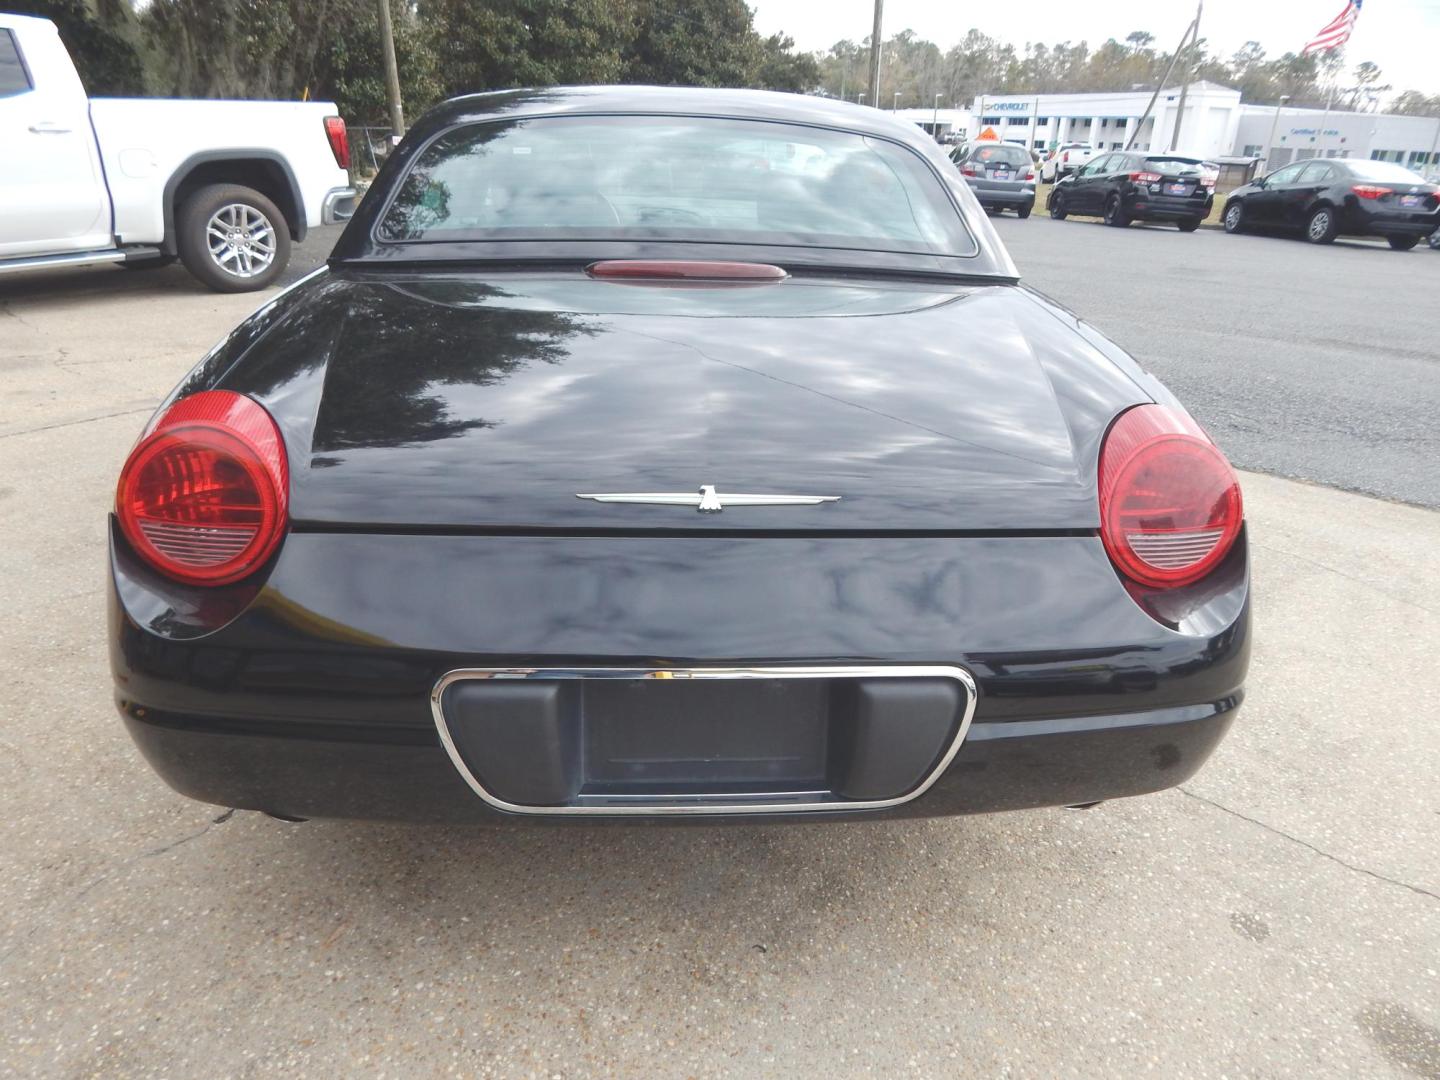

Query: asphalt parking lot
left=995, top=212, right=1440, bottom=508
left=2, top=226, right=1438, bottom=1078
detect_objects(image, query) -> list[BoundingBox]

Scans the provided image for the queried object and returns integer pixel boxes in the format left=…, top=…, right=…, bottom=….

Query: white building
left=896, top=83, right=1244, bottom=160
left=1234, top=104, right=1440, bottom=172
left=896, top=84, right=1440, bottom=173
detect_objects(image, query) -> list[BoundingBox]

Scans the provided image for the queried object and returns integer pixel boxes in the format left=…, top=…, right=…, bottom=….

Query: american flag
left=1303, top=0, right=1363, bottom=54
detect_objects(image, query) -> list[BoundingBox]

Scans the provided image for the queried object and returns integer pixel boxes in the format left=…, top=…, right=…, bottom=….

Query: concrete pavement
left=1, top=261, right=1438, bottom=1078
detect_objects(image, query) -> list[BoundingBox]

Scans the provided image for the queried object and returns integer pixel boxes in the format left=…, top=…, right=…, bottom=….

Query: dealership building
left=896, top=84, right=1440, bottom=171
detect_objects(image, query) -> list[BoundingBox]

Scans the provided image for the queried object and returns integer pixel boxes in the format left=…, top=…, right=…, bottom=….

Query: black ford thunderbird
left=110, top=88, right=1249, bottom=823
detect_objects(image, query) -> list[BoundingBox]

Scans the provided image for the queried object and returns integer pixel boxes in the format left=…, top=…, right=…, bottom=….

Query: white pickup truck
left=0, top=13, right=355, bottom=291
left=1039, top=143, right=1098, bottom=183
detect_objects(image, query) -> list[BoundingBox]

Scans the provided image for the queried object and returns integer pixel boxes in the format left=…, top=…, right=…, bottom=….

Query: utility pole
left=867, top=0, right=884, bottom=108
left=933, top=93, right=942, bottom=139
left=377, top=0, right=405, bottom=139
left=1125, top=16, right=1195, bottom=150
left=1169, top=0, right=1203, bottom=151
left=1262, top=94, right=1290, bottom=171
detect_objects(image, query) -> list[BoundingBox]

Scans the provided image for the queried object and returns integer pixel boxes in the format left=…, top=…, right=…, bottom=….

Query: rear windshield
left=969, top=145, right=1030, bottom=166
left=1144, top=156, right=1204, bottom=171
left=379, top=115, right=977, bottom=257
left=1344, top=160, right=1427, bottom=183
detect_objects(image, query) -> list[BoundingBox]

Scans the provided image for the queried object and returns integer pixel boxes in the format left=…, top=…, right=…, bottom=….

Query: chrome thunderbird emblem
left=576, top=485, right=840, bottom=513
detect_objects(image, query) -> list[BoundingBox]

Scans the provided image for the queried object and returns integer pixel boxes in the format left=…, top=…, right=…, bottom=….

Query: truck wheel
left=1386, top=235, right=1419, bottom=251
left=1177, top=218, right=1201, bottom=232
left=176, top=183, right=290, bottom=292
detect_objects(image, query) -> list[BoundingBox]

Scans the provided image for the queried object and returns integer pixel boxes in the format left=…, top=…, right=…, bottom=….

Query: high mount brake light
left=116, top=391, right=289, bottom=586
left=586, top=260, right=788, bottom=282
left=1098, top=405, right=1243, bottom=589
left=324, top=115, right=350, bottom=170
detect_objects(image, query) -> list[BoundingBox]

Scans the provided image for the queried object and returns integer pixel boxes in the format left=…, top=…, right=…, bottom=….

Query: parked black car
left=109, top=88, right=1249, bottom=825
left=1048, top=151, right=1214, bottom=230
left=1223, top=158, right=1440, bottom=249
left=949, top=142, right=1036, bottom=217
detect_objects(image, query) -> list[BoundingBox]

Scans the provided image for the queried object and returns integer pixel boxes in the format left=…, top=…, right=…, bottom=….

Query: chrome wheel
left=1224, top=203, right=1243, bottom=232
left=1307, top=209, right=1332, bottom=242
left=205, top=203, right=277, bottom=278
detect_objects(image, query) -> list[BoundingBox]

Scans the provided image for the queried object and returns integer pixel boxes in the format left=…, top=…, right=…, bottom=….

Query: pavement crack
left=73, top=810, right=235, bottom=900
left=0, top=303, right=36, bottom=329
left=0, top=405, right=156, bottom=441
left=1178, top=788, right=1439, bottom=903
left=0, top=809, right=238, bottom=964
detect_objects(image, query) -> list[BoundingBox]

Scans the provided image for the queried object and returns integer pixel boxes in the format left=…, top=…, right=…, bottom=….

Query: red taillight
left=1098, top=405, right=1243, bottom=589
left=116, top=391, right=288, bottom=586
left=324, top=115, right=350, bottom=170
left=960, top=164, right=977, bottom=176
left=1130, top=171, right=1163, bottom=184
left=1062, top=152, right=1070, bottom=162
left=1352, top=184, right=1387, bottom=200
left=1023, top=170, right=1036, bottom=181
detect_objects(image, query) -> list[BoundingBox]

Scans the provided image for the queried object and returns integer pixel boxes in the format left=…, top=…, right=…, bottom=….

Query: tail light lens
left=1352, top=184, right=1387, bottom=200
left=116, top=391, right=289, bottom=586
left=1130, top=171, right=1163, bottom=184
left=323, top=115, right=350, bottom=170
left=961, top=164, right=977, bottom=176
left=1023, top=169, right=1036, bottom=181
left=1098, top=404, right=1243, bottom=589
left=1062, top=152, right=1070, bottom=162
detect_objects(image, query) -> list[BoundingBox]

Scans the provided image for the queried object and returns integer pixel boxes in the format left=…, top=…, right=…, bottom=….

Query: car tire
left=1049, top=194, right=1067, bottom=220
left=1222, top=200, right=1245, bottom=233
left=1017, top=203, right=1032, bottom=219
left=1304, top=205, right=1338, bottom=245
left=176, top=183, right=291, bottom=293
left=1429, top=229, right=1440, bottom=250
left=1386, top=235, right=1420, bottom=251
left=1103, top=195, right=1131, bottom=228
left=1177, top=218, right=1201, bottom=232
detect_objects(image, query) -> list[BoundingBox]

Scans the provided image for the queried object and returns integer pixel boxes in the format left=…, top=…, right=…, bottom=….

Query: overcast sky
left=748, top=0, right=1440, bottom=98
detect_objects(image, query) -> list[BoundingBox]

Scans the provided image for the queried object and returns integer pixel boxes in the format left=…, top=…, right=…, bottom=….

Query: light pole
left=856, top=93, right=865, bottom=106
left=933, top=93, right=943, bottom=139
left=1263, top=94, right=1290, bottom=173
left=893, top=92, right=902, bottom=112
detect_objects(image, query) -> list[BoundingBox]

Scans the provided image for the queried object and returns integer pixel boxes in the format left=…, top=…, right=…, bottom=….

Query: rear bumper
left=120, top=696, right=1239, bottom=823
left=969, top=182, right=1035, bottom=209
left=1126, top=191, right=1212, bottom=220
left=321, top=187, right=358, bottom=225
left=1346, top=207, right=1440, bottom=238
left=110, top=528, right=1251, bottom=823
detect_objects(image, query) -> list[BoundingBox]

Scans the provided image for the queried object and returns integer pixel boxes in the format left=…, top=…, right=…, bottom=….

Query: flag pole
left=1315, top=81, right=1335, bottom=159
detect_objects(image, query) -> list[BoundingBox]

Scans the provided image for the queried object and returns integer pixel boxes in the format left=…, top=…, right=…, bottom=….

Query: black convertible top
left=331, top=86, right=1018, bottom=281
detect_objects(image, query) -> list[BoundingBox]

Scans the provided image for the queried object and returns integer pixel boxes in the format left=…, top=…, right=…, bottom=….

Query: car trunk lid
left=236, top=273, right=1147, bottom=533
